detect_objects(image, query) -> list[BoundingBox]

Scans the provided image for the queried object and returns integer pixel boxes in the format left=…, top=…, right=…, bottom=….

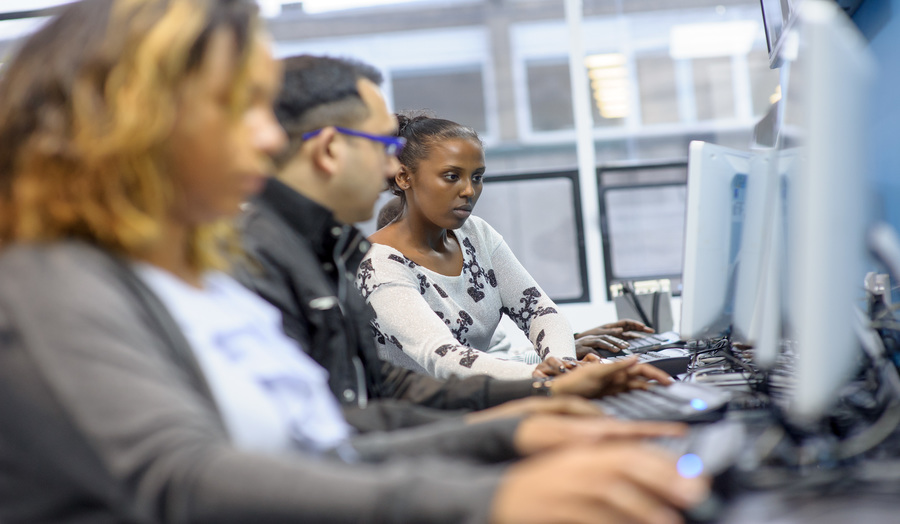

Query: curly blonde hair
left=0, top=0, right=260, bottom=270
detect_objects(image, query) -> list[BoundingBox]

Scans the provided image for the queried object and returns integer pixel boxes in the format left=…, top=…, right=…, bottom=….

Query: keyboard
left=603, top=346, right=690, bottom=363
left=597, top=345, right=692, bottom=376
left=600, top=347, right=693, bottom=376
left=595, top=381, right=732, bottom=423
left=626, top=330, right=684, bottom=353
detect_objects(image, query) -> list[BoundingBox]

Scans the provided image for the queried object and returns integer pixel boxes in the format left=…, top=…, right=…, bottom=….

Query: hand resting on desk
left=575, top=320, right=655, bottom=359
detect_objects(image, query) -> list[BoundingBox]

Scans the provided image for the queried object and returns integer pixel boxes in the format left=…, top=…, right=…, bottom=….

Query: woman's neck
left=137, top=221, right=203, bottom=288
left=397, top=210, right=454, bottom=255
left=370, top=208, right=465, bottom=277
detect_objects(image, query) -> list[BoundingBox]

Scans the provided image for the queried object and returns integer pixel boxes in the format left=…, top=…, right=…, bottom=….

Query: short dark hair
left=274, top=55, right=383, bottom=167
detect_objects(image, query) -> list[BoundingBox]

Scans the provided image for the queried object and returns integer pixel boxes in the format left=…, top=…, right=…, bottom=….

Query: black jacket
left=235, top=178, right=537, bottom=418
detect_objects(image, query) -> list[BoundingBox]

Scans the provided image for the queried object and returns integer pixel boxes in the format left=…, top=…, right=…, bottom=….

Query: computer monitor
left=731, top=148, right=796, bottom=361
left=680, top=141, right=753, bottom=340
left=760, top=0, right=796, bottom=68
left=736, top=148, right=801, bottom=372
left=773, top=0, right=875, bottom=422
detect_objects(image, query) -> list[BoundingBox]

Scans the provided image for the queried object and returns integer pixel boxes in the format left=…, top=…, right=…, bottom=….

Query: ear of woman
left=395, top=165, right=411, bottom=190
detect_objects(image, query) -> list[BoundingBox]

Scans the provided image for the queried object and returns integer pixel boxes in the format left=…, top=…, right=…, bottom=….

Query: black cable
left=651, top=290, right=661, bottom=332
left=622, top=281, right=653, bottom=330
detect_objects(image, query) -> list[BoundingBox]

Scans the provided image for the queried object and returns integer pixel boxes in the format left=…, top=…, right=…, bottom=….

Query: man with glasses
left=236, top=55, right=660, bottom=431
left=301, top=126, right=406, bottom=156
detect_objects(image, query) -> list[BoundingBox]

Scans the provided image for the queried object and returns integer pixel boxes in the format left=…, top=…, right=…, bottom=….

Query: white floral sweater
left=356, top=216, right=575, bottom=380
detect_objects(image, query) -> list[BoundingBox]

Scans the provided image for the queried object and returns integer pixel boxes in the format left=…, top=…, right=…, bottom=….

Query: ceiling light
left=584, top=53, right=630, bottom=119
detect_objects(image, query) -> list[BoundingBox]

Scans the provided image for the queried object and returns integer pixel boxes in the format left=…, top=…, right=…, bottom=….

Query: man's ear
left=310, top=127, right=341, bottom=177
left=396, top=165, right=411, bottom=190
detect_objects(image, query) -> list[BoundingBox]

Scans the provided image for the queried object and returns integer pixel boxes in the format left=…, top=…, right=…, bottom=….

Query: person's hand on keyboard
left=575, top=320, right=655, bottom=359
left=533, top=356, right=581, bottom=378
left=548, top=356, right=673, bottom=399
left=512, top=415, right=687, bottom=456
left=575, top=334, right=630, bottom=358
left=491, top=442, right=711, bottom=524
left=465, top=395, right=605, bottom=425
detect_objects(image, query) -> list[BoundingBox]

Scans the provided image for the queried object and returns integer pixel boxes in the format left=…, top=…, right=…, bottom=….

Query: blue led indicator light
left=690, top=398, right=708, bottom=411
left=677, top=453, right=704, bottom=478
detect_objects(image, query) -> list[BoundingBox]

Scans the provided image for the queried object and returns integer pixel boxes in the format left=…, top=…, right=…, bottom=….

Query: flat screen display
left=760, top=0, right=797, bottom=66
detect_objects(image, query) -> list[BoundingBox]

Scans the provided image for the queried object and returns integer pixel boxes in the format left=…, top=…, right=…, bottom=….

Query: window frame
left=596, top=160, right=689, bottom=300
left=273, top=25, right=500, bottom=144
left=483, top=170, right=591, bottom=304
left=390, top=63, right=492, bottom=137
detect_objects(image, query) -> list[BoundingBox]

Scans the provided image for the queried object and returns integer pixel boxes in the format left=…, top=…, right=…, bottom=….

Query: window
left=526, top=60, right=575, bottom=132
left=391, top=66, right=488, bottom=134
left=476, top=172, right=588, bottom=303
left=693, top=56, right=735, bottom=121
left=600, top=160, right=688, bottom=187
left=636, top=54, right=680, bottom=125
left=598, top=162, right=689, bottom=299
left=524, top=58, right=624, bottom=133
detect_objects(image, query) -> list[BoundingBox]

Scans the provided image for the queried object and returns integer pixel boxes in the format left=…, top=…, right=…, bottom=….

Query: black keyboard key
left=595, top=381, right=732, bottom=423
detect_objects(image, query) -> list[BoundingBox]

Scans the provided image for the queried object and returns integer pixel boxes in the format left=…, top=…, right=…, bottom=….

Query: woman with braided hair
left=360, top=113, right=666, bottom=384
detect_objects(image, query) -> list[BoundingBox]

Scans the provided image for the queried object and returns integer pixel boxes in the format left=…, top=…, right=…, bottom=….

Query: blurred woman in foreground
left=0, top=1, right=707, bottom=523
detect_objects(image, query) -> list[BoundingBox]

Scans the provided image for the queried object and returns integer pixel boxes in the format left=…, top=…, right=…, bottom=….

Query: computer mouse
left=588, top=347, right=632, bottom=358
left=669, top=421, right=745, bottom=523
left=646, top=356, right=692, bottom=377
left=681, top=472, right=732, bottom=524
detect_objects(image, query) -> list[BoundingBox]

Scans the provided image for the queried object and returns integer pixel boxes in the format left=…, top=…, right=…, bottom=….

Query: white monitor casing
left=680, top=141, right=754, bottom=340
left=780, top=0, right=875, bottom=422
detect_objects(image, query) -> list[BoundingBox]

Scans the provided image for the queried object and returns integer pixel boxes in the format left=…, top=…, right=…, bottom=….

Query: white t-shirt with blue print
left=136, top=264, right=353, bottom=456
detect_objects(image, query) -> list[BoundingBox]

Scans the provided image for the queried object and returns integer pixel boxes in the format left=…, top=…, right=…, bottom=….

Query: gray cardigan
left=0, top=242, right=518, bottom=523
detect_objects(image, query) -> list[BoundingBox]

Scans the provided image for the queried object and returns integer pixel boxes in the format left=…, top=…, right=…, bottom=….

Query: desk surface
left=721, top=491, right=900, bottom=524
